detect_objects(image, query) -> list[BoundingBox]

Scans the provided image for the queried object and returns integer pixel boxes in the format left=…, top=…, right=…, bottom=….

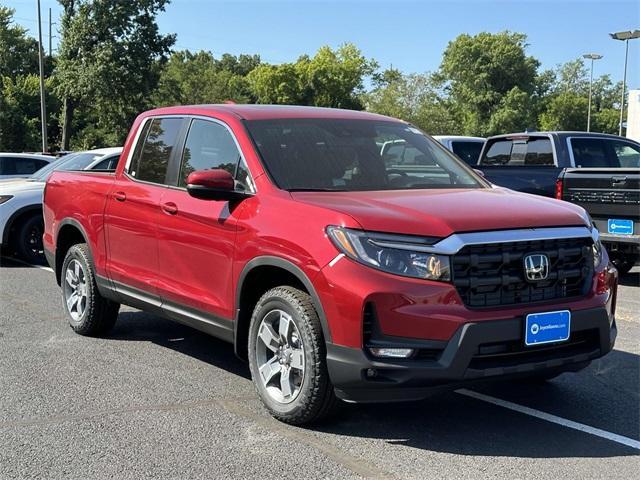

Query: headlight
left=326, top=226, right=451, bottom=281
left=0, top=195, right=13, bottom=205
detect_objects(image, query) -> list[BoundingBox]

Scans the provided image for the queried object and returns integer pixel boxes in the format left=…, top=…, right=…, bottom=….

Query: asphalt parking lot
left=0, top=258, right=638, bottom=479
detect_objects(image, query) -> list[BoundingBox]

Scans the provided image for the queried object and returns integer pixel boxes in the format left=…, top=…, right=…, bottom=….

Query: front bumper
left=327, top=306, right=616, bottom=403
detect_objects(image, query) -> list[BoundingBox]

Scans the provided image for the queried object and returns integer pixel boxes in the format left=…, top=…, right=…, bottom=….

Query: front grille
left=468, top=329, right=600, bottom=370
left=452, top=237, right=594, bottom=308
left=565, top=190, right=640, bottom=205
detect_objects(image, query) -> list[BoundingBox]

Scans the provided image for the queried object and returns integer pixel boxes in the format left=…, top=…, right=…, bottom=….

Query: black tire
left=248, top=286, right=338, bottom=425
left=61, top=243, right=119, bottom=336
left=15, top=214, right=45, bottom=264
left=610, top=254, right=637, bottom=275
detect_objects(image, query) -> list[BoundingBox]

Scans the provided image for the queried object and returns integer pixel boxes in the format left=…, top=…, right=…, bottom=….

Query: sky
left=6, top=0, right=640, bottom=89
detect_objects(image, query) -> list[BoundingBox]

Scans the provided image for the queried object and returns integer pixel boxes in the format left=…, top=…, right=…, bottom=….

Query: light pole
left=609, top=30, right=640, bottom=136
left=583, top=53, right=602, bottom=132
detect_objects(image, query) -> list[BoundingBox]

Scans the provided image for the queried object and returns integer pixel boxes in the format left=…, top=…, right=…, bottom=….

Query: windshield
left=245, top=119, right=484, bottom=191
left=31, top=151, right=106, bottom=181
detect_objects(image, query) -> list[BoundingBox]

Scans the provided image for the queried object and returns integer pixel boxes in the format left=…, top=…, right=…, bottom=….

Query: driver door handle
left=113, top=191, right=126, bottom=202
left=161, top=202, right=178, bottom=215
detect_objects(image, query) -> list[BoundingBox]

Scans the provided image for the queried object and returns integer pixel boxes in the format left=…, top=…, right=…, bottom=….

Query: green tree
left=0, top=7, right=40, bottom=78
left=0, top=75, right=61, bottom=151
left=440, top=31, right=540, bottom=135
left=539, top=92, right=589, bottom=131
left=247, top=63, right=303, bottom=104
left=366, top=71, right=460, bottom=134
left=153, top=50, right=259, bottom=106
left=247, top=44, right=376, bottom=109
left=0, top=7, right=59, bottom=151
left=56, top=0, right=175, bottom=148
left=537, top=58, right=622, bottom=133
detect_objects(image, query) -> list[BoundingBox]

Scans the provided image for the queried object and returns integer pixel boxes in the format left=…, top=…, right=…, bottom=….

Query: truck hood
left=290, top=188, right=589, bottom=238
left=0, top=180, right=44, bottom=195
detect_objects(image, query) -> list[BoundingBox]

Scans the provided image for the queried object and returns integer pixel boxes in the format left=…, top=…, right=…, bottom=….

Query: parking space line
left=457, top=388, right=640, bottom=450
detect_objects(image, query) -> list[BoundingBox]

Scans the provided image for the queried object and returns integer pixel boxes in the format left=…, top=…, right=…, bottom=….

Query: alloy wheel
left=255, top=309, right=305, bottom=404
left=63, top=259, right=87, bottom=322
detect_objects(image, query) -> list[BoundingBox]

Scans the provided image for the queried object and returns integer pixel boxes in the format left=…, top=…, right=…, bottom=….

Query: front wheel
left=248, top=286, right=338, bottom=425
left=16, top=215, right=45, bottom=264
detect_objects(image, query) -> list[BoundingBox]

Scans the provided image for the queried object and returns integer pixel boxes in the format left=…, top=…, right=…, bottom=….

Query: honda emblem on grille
left=524, top=254, right=549, bottom=281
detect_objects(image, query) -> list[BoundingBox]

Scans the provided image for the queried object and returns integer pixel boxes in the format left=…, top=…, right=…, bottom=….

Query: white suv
left=0, top=153, right=54, bottom=179
left=0, top=148, right=121, bottom=263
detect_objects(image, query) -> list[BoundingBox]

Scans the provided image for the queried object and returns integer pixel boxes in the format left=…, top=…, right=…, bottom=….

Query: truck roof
left=486, top=131, right=635, bottom=142
left=142, top=104, right=403, bottom=122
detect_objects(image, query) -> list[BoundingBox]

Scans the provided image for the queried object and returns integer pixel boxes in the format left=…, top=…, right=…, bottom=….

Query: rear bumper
left=327, top=306, right=616, bottom=403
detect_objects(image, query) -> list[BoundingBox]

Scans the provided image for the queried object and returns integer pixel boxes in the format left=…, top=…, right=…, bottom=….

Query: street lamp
left=583, top=53, right=603, bottom=132
left=609, top=30, right=640, bottom=136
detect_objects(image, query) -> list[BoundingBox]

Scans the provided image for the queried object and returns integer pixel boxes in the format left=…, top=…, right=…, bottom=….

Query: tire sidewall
left=61, top=245, right=92, bottom=329
left=17, top=215, right=44, bottom=264
left=248, top=292, right=322, bottom=417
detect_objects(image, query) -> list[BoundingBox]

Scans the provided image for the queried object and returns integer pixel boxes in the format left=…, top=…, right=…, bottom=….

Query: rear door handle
left=161, top=202, right=178, bottom=215
left=113, top=191, right=126, bottom=202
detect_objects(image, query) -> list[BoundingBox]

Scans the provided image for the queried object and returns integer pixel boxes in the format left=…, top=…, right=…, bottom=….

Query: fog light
left=368, top=347, right=415, bottom=358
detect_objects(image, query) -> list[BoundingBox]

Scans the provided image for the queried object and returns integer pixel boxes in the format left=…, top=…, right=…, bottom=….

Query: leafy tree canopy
left=56, top=0, right=175, bottom=147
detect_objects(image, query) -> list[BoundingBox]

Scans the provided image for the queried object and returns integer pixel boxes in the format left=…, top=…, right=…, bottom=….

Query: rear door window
left=481, top=137, right=554, bottom=166
left=569, top=138, right=640, bottom=168
left=451, top=141, right=484, bottom=165
left=129, top=117, right=183, bottom=184
left=570, top=138, right=609, bottom=167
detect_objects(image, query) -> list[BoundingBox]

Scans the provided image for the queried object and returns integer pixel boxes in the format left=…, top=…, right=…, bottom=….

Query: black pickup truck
left=476, top=132, right=640, bottom=273
left=557, top=168, right=639, bottom=273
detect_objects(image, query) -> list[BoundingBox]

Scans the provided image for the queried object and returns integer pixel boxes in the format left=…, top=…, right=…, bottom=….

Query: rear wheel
left=61, top=243, right=119, bottom=336
left=15, top=215, right=45, bottom=264
left=248, top=286, right=338, bottom=425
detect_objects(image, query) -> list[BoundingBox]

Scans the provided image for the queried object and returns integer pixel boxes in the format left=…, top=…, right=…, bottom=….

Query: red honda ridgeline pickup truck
left=43, top=105, right=618, bottom=424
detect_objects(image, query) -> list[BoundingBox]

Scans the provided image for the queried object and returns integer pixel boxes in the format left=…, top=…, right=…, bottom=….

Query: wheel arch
left=234, top=256, right=332, bottom=360
left=54, top=219, right=91, bottom=285
left=2, top=204, right=42, bottom=246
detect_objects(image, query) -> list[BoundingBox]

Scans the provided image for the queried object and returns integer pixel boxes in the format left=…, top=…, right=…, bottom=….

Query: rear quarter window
left=451, top=141, right=484, bottom=166
left=481, top=137, right=554, bottom=166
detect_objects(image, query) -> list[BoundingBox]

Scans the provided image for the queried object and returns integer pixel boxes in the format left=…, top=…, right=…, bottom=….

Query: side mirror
left=473, top=168, right=485, bottom=177
left=186, top=169, right=250, bottom=201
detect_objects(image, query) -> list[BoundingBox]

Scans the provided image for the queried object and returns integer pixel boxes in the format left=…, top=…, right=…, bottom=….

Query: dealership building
left=627, top=89, right=640, bottom=142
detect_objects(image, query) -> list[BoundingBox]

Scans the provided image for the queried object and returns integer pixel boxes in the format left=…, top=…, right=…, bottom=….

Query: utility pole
left=582, top=53, right=602, bottom=132
left=48, top=7, right=52, bottom=57
left=37, top=0, right=48, bottom=153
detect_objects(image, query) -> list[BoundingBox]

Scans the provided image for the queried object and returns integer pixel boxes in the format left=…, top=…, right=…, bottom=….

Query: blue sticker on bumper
left=608, top=219, right=634, bottom=235
left=525, top=310, right=571, bottom=346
